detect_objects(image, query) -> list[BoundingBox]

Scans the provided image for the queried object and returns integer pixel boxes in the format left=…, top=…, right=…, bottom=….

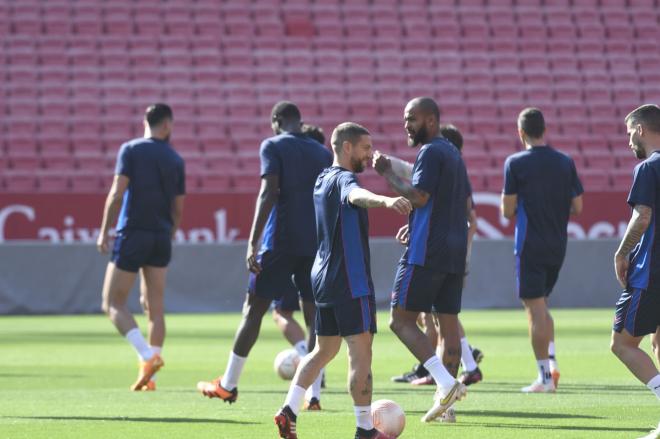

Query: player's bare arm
left=500, top=194, right=517, bottom=219
left=614, top=204, right=652, bottom=288
left=347, top=188, right=412, bottom=215
left=171, top=195, right=185, bottom=239
left=372, top=154, right=429, bottom=208
left=570, top=194, right=583, bottom=216
left=97, top=174, right=129, bottom=254
left=246, top=174, right=279, bottom=274
left=373, top=151, right=413, bottom=181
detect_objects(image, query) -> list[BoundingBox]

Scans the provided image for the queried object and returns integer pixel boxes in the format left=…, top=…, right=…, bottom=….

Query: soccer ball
left=372, top=399, right=405, bottom=437
left=273, top=348, right=301, bottom=380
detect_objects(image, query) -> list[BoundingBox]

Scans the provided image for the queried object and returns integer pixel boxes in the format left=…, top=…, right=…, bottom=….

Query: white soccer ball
left=274, top=348, right=301, bottom=380
left=372, top=399, right=405, bottom=437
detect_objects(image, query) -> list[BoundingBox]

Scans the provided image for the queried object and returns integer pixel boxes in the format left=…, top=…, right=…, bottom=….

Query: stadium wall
left=0, top=239, right=621, bottom=315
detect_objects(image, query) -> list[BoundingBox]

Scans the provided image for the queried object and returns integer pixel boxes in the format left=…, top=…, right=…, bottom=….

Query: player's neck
left=524, top=140, right=546, bottom=149
left=333, top=158, right=353, bottom=172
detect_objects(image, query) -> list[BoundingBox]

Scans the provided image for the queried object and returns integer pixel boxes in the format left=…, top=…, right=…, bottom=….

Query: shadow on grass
left=4, top=416, right=256, bottom=425
left=406, top=410, right=602, bottom=420
left=437, top=421, right=649, bottom=433
left=0, top=373, right=85, bottom=379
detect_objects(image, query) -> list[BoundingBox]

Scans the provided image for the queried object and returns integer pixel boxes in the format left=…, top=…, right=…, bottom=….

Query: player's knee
left=610, top=336, right=623, bottom=358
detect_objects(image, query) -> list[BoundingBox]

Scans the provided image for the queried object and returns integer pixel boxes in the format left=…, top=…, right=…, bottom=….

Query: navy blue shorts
left=111, top=229, right=172, bottom=273
left=516, top=256, right=561, bottom=299
left=272, top=288, right=307, bottom=312
left=316, top=295, right=376, bottom=337
left=613, top=287, right=660, bottom=337
left=248, top=251, right=314, bottom=302
left=391, top=262, right=463, bottom=314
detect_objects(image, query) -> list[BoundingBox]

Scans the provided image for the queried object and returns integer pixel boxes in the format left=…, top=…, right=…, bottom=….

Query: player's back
left=259, top=132, right=332, bottom=256
left=405, top=137, right=469, bottom=274
left=116, top=137, right=185, bottom=233
left=311, top=167, right=372, bottom=307
left=504, top=146, right=581, bottom=263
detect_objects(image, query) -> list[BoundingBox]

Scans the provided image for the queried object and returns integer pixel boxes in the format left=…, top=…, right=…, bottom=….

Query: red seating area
left=2, top=0, right=659, bottom=193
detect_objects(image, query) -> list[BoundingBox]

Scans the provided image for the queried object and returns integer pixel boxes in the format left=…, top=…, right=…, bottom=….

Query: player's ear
left=342, top=140, right=352, bottom=155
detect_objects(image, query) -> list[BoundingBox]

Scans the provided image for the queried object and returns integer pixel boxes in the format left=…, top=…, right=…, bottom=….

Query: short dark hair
left=625, top=104, right=660, bottom=133
left=517, top=107, right=545, bottom=139
left=145, top=103, right=173, bottom=128
left=409, top=97, right=440, bottom=122
left=302, top=123, right=326, bottom=144
left=271, top=101, right=301, bottom=123
left=331, top=122, right=370, bottom=154
left=439, top=124, right=463, bottom=151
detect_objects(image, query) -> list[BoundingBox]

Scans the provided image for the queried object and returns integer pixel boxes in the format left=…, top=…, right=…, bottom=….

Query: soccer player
left=386, top=124, right=484, bottom=391
left=97, top=103, right=185, bottom=391
left=270, top=123, right=328, bottom=362
left=274, top=122, right=412, bottom=439
left=374, top=97, right=469, bottom=422
left=501, top=107, right=583, bottom=393
left=197, top=102, right=331, bottom=407
left=611, top=104, right=660, bottom=439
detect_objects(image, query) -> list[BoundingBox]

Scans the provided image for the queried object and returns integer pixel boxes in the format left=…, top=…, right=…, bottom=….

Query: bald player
left=374, top=97, right=469, bottom=422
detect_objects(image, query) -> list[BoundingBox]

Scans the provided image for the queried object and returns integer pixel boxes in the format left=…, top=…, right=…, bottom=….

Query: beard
left=632, top=139, right=646, bottom=159
left=351, top=157, right=365, bottom=173
left=407, top=125, right=428, bottom=147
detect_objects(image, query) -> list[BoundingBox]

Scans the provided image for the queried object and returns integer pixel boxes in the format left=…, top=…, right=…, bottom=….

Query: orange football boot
left=130, top=354, right=164, bottom=391
left=197, top=377, right=238, bottom=404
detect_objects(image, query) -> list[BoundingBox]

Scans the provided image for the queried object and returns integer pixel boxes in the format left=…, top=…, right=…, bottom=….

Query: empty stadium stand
left=1, top=0, right=659, bottom=193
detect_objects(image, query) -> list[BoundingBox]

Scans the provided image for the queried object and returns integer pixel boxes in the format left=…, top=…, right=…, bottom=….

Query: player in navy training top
left=197, top=102, right=332, bottom=407
left=375, top=97, right=469, bottom=422
left=501, top=108, right=583, bottom=393
left=97, top=103, right=185, bottom=391
left=275, top=122, right=411, bottom=439
left=383, top=124, right=485, bottom=392
left=611, top=105, right=660, bottom=434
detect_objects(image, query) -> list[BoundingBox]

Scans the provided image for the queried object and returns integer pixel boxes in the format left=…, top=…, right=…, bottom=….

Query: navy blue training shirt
left=626, top=152, right=660, bottom=289
left=504, top=145, right=584, bottom=265
left=404, top=137, right=470, bottom=274
left=260, top=132, right=333, bottom=256
left=115, top=137, right=185, bottom=233
left=311, top=167, right=374, bottom=307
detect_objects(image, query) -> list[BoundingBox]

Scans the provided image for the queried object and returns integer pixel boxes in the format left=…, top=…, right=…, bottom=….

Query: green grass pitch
left=0, top=309, right=658, bottom=438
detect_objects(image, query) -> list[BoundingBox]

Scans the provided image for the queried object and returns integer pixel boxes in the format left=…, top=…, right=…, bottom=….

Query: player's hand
left=396, top=224, right=409, bottom=245
left=385, top=196, right=412, bottom=215
left=614, top=252, right=629, bottom=289
left=96, top=233, right=110, bottom=254
left=246, top=244, right=262, bottom=274
left=373, top=150, right=392, bottom=175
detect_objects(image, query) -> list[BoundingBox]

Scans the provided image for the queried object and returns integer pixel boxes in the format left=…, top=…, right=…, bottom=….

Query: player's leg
left=346, top=331, right=380, bottom=438
left=457, top=318, right=483, bottom=385
left=545, top=266, right=562, bottom=387
left=272, top=302, right=308, bottom=356
left=521, top=297, right=553, bottom=391
left=436, top=313, right=461, bottom=378
left=390, top=264, right=465, bottom=422
left=275, top=305, right=342, bottom=439
left=293, top=257, right=323, bottom=406
left=138, top=266, right=167, bottom=390
left=101, top=262, right=139, bottom=336
left=611, top=330, right=659, bottom=384
left=612, top=288, right=660, bottom=402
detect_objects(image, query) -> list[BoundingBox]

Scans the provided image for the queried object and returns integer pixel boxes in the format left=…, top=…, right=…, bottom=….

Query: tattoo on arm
left=616, top=205, right=652, bottom=256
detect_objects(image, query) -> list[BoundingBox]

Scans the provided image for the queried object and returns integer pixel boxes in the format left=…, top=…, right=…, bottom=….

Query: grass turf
left=0, top=309, right=658, bottom=438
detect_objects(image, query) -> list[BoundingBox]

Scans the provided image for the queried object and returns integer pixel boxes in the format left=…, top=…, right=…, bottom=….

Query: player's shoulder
left=636, top=153, right=660, bottom=173
left=504, top=149, right=530, bottom=166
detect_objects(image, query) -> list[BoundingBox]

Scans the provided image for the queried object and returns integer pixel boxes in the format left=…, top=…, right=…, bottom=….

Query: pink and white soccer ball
left=372, top=399, right=405, bottom=437
left=273, top=348, right=301, bottom=380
